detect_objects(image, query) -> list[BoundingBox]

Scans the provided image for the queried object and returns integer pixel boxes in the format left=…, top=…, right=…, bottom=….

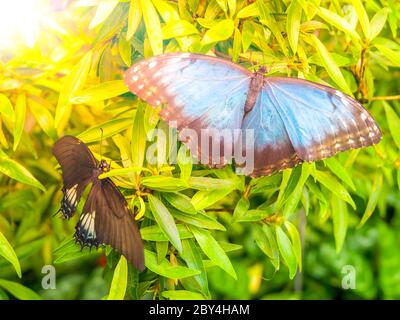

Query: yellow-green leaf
left=369, top=8, right=389, bottom=40
left=162, top=19, right=199, bottom=39
left=359, top=173, right=383, bottom=226
left=148, top=194, right=183, bottom=253
left=27, top=97, right=57, bottom=140
left=0, top=152, right=45, bottom=191
left=0, top=94, right=15, bottom=119
left=13, top=93, right=26, bottom=151
left=190, top=226, right=237, bottom=279
left=0, top=279, right=42, bottom=300
left=107, top=256, right=128, bottom=300
left=316, top=7, right=360, bottom=40
left=71, top=81, right=129, bottom=104
left=162, top=290, right=206, bottom=300
left=276, top=225, right=297, bottom=279
left=0, top=231, right=21, bottom=278
left=127, top=0, right=142, bottom=40
left=141, top=0, right=163, bottom=55
left=201, top=19, right=234, bottom=46
left=55, top=50, right=93, bottom=130
left=287, top=0, right=302, bottom=54
left=310, top=35, right=352, bottom=95
left=89, top=0, right=120, bottom=29
left=352, top=0, right=370, bottom=38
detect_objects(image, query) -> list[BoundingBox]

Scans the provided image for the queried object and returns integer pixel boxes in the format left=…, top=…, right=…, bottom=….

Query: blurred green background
left=0, top=0, right=399, bottom=300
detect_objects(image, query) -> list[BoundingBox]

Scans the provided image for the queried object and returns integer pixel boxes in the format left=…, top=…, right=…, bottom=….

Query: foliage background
left=0, top=0, right=399, bottom=300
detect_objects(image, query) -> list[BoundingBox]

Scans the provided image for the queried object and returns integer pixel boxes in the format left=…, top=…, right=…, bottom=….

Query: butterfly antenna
left=99, top=128, right=104, bottom=161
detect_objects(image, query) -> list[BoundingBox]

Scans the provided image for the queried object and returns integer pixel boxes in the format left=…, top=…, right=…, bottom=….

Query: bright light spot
left=0, top=0, right=47, bottom=49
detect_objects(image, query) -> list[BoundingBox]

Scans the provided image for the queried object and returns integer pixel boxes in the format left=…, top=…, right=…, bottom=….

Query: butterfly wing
left=125, top=53, right=252, bottom=163
left=75, top=179, right=144, bottom=271
left=264, top=77, right=381, bottom=162
left=243, top=77, right=381, bottom=176
left=241, top=88, right=302, bottom=176
left=52, top=136, right=97, bottom=218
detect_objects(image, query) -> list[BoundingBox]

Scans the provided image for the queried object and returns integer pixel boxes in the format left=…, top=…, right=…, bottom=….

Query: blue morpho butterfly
left=124, top=53, right=381, bottom=176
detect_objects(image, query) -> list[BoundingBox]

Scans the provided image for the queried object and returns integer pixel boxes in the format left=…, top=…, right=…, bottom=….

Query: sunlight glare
left=0, top=0, right=46, bottom=48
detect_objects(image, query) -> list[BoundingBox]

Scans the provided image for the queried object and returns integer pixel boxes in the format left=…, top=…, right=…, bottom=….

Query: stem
left=369, top=95, right=400, bottom=101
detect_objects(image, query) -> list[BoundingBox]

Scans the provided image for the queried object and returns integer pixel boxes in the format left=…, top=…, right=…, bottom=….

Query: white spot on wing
left=148, top=61, right=157, bottom=68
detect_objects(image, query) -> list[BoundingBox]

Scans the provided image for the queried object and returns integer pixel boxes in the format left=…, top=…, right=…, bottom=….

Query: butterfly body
left=53, top=136, right=145, bottom=270
left=125, top=52, right=381, bottom=176
left=245, top=67, right=266, bottom=113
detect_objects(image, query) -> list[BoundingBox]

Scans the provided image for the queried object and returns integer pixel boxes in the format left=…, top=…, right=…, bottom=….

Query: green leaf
left=77, top=118, right=133, bottom=143
left=55, top=50, right=93, bottom=130
left=144, top=249, right=200, bottom=279
left=284, top=221, right=302, bottom=271
left=383, top=101, right=400, bottom=149
left=316, top=7, right=360, bottom=40
left=360, top=173, right=383, bottom=226
left=127, top=0, right=142, bottom=40
left=312, top=169, right=356, bottom=209
left=162, top=290, right=206, bottom=300
left=375, top=45, right=400, bottom=67
left=275, top=225, right=297, bottom=279
left=324, top=157, right=356, bottom=190
left=237, top=3, right=258, bottom=19
left=107, top=256, right=128, bottom=300
left=140, top=224, right=193, bottom=241
left=89, top=0, right=119, bottom=29
left=13, top=93, right=26, bottom=151
left=232, top=196, right=250, bottom=222
left=71, top=81, right=129, bottom=104
left=201, top=19, right=234, bottom=46
left=236, top=209, right=273, bottom=222
left=141, top=0, right=163, bottom=55
left=191, top=188, right=233, bottom=210
left=156, top=241, right=168, bottom=263
left=188, top=176, right=236, bottom=190
left=53, top=238, right=99, bottom=263
left=0, top=93, right=15, bottom=119
left=369, top=8, right=389, bottom=40
left=153, top=0, right=180, bottom=23
left=190, top=226, right=237, bottom=279
left=287, top=0, right=302, bottom=54
left=331, top=195, right=348, bottom=253
left=141, top=176, right=188, bottom=192
left=253, top=224, right=280, bottom=270
left=0, top=154, right=45, bottom=191
left=99, top=167, right=150, bottom=179
left=162, top=20, right=199, bottom=39
left=0, top=279, right=42, bottom=300
left=232, top=27, right=241, bottom=62
left=352, top=0, right=370, bottom=38
left=170, top=208, right=226, bottom=231
left=241, top=21, right=254, bottom=52
left=177, top=144, right=192, bottom=182
left=148, top=194, right=182, bottom=252
left=163, top=192, right=197, bottom=214
left=181, top=239, right=209, bottom=297
left=310, top=35, right=352, bottom=95
left=27, top=96, right=57, bottom=140
left=0, top=231, right=21, bottom=278
left=131, top=103, right=146, bottom=176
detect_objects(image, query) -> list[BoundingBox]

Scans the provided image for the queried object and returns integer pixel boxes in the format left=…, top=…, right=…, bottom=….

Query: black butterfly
left=53, top=135, right=145, bottom=271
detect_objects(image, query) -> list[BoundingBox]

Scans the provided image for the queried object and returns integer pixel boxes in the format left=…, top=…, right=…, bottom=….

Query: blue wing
left=242, top=77, right=381, bottom=176
left=265, top=78, right=381, bottom=162
left=125, top=53, right=251, bottom=164
left=241, top=88, right=302, bottom=176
